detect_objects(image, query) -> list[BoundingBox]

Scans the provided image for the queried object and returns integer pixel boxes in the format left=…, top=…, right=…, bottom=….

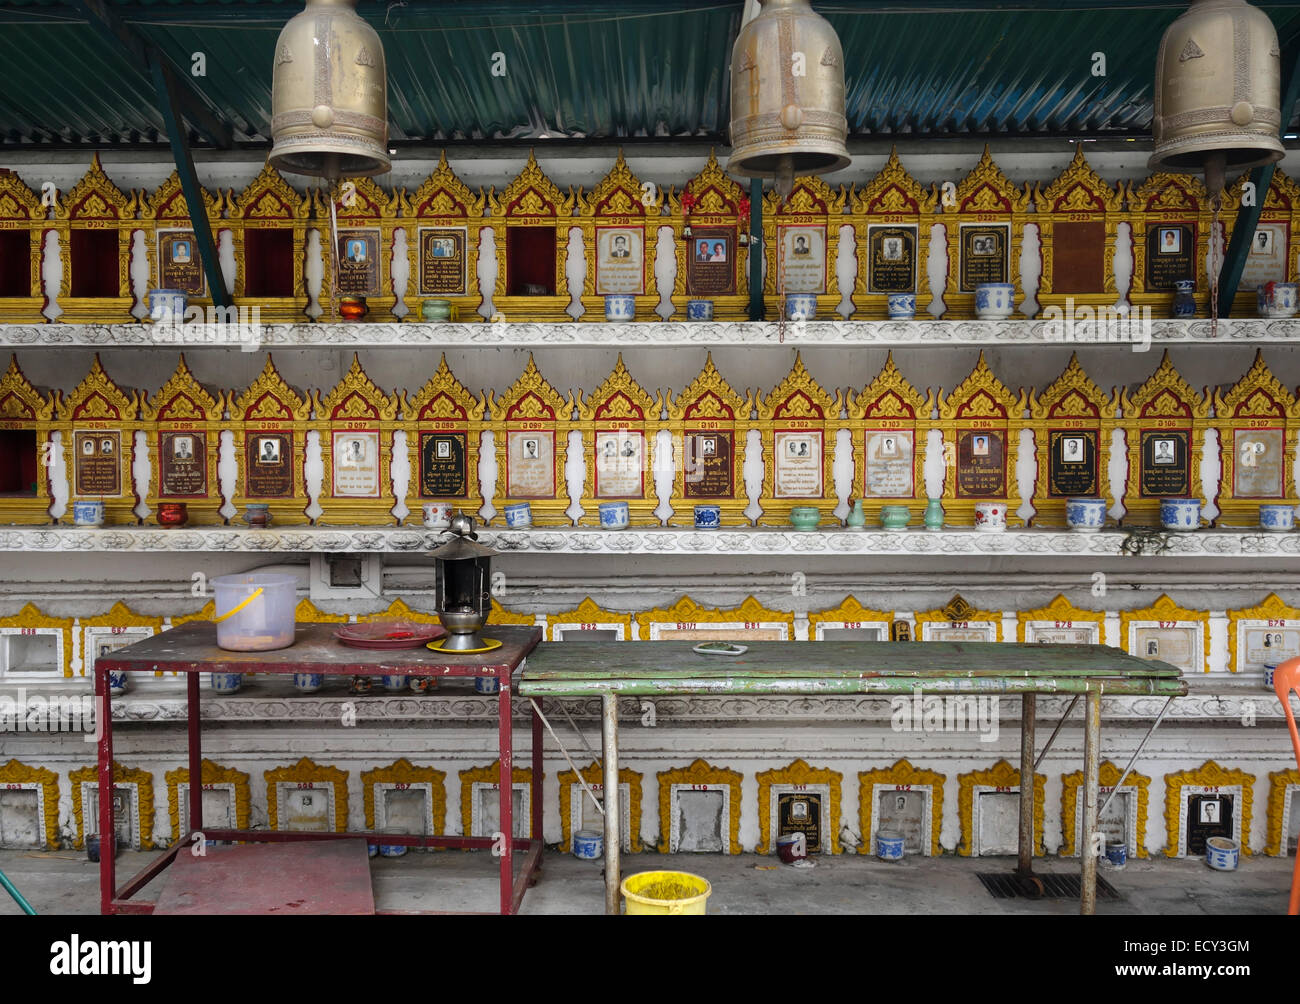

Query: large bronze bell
left=727, top=0, right=851, bottom=198
left=1150, top=0, right=1283, bottom=196
left=269, top=0, right=390, bottom=179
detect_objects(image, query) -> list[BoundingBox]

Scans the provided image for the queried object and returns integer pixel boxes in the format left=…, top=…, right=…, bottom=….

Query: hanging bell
left=269, top=0, right=390, bottom=179
left=1149, top=0, right=1283, bottom=197
left=726, top=0, right=851, bottom=198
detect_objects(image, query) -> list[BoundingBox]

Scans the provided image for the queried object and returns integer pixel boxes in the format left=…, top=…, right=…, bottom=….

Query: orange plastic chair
left=1275, top=657, right=1300, bottom=915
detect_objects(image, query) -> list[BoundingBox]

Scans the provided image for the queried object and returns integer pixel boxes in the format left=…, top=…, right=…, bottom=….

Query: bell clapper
left=776, top=154, right=795, bottom=203
left=1204, top=150, right=1227, bottom=338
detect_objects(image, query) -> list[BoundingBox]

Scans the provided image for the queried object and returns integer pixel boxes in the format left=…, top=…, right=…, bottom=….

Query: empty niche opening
left=281, top=786, right=331, bottom=832
left=775, top=791, right=824, bottom=853
left=877, top=788, right=929, bottom=854
left=178, top=786, right=234, bottom=832
left=1289, top=790, right=1300, bottom=855
left=382, top=788, right=428, bottom=837
left=0, top=230, right=28, bottom=297
left=1076, top=789, right=1131, bottom=855
left=0, top=429, right=37, bottom=496
left=556, top=627, right=620, bottom=641
left=676, top=788, right=725, bottom=852
left=244, top=229, right=295, bottom=297
left=69, top=229, right=119, bottom=298
left=507, top=227, right=557, bottom=295
left=1185, top=791, right=1234, bottom=855
left=0, top=789, right=41, bottom=848
left=819, top=626, right=884, bottom=641
left=474, top=784, right=528, bottom=838
left=976, top=790, right=1021, bottom=856
left=83, top=785, right=134, bottom=848
left=1, top=633, right=59, bottom=678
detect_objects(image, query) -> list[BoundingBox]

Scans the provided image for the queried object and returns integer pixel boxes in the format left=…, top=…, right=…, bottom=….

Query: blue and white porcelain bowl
left=1205, top=836, right=1239, bottom=871
left=106, top=670, right=129, bottom=697
left=1066, top=497, right=1108, bottom=531
left=1259, top=504, right=1295, bottom=531
left=604, top=293, right=636, bottom=323
left=785, top=293, right=818, bottom=321
left=1105, top=843, right=1128, bottom=868
left=379, top=830, right=408, bottom=857
left=686, top=299, right=714, bottom=321
left=209, top=672, right=243, bottom=695
left=148, top=288, right=188, bottom=322
left=504, top=502, right=532, bottom=529
left=475, top=675, right=501, bottom=695
left=974, top=282, right=1015, bottom=319
left=693, top=504, right=721, bottom=530
left=876, top=830, right=904, bottom=861
left=573, top=829, right=603, bottom=860
left=1160, top=497, right=1201, bottom=531
left=72, top=500, right=105, bottom=527
left=293, top=672, right=324, bottom=694
left=598, top=501, right=630, bottom=530
left=887, top=293, right=916, bottom=319
left=1257, top=281, right=1299, bottom=318
left=380, top=674, right=407, bottom=693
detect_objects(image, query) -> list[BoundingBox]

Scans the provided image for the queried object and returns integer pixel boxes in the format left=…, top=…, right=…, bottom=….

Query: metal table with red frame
left=93, top=620, right=543, bottom=915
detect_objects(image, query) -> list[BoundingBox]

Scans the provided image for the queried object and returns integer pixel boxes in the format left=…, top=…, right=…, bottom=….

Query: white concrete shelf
left=2, top=524, right=1297, bottom=556
left=0, top=317, right=1293, bottom=348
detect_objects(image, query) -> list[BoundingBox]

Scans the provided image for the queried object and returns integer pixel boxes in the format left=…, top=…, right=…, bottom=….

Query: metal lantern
left=269, top=0, right=391, bottom=179
left=726, top=0, right=851, bottom=198
left=429, top=514, right=496, bottom=652
left=1150, top=0, right=1284, bottom=196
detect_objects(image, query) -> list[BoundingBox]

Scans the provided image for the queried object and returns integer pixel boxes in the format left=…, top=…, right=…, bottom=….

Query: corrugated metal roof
left=3, top=1, right=1300, bottom=147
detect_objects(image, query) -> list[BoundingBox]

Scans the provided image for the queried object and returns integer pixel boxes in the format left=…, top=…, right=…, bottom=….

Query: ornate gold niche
left=141, top=355, right=225, bottom=525
left=361, top=758, right=447, bottom=842
left=657, top=758, right=743, bottom=854
left=80, top=601, right=164, bottom=681
left=313, top=354, right=400, bottom=526
left=1212, top=351, right=1299, bottom=525
left=1119, top=594, right=1210, bottom=675
left=1264, top=767, right=1300, bottom=857
left=762, top=174, right=847, bottom=319
left=487, top=150, right=575, bottom=322
left=664, top=354, right=754, bottom=527
left=1163, top=760, right=1254, bottom=858
left=314, top=174, right=400, bottom=320
left=224, top=164, right=310, bottom=322
left=55, top=355, right=142, bottom=526
left=1059, top=760, right=1150, bottom=859
left=1016, top=593, right=1107, bottom=646
left=547, top=597, right=635, bottom=641
left=1225, top=592, right=1300, bottom=675
left=1118, top=351, right=1209, bottom=526
left=957, top=759, right=1046, bottom=857
left=635, top=594, right=795, bottom=641
left=140, top=169, right=224, bottom=311
left=264, top=757, right=349, bottom=833
left=755, top=353, right=842, bottom=526
left=229, top=356, right=311, bottom=526
left=1222, top=169, right=1300, bottom=315
left=0, top=356, right=56, bottom=524
left=402, top=152, right=487, bottom=320
left=488, top=354, right=575, bottom=526
left=0, top=603, right=74, bottom=679
left=915, top=593, right=1004, bottom=643
left=557, top=760, right=644, bottom=853
left=939, top=147, right=1032, bottom=319
left=1129, top=172, right=1213, bottom=315
left=755, top=758, right=842, bottom=855
left=164, top=759, right=251, bottom=845
left=400, top=354, right=485, bottom=522
left=847, top=352, right=934, bottom=523
left=52, top=153, right=138, bottom=324
left=576, top=355, right=662, bottom=525
left=0, top=759, right=60, bottom=849
left=0, top=167, right=51, bottom=323
left=858, top=758, right=946, bottom=857
left=1027, top=353, right=1119, bottom=526
left=850, top=148, right=938, bottom=319
left=933, top=351, right=1026, bottom=527
left=70, top=760, right=155, bottom=850
left=459, top=760, right=534, bottom=839
left=667, top=151, right=750, bottom=320
left=1034, top=147, right=1126, bottom=313
left=807, top=595, right=895, bottom=641
left=576, top=152, right=662, bottom=321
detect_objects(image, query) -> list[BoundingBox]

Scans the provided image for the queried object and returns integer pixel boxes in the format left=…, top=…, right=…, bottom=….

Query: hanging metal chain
left=327, top=178, right=341, bottom=322
left=1208, top=194, right=1223, bottom=339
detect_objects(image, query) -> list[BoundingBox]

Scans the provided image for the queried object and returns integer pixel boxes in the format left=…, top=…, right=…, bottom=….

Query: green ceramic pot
left=880, top=505, right=912, bottom=530
left=420, top=298, right=452, bottom=322
left=789, top=506, right=821, bottom=531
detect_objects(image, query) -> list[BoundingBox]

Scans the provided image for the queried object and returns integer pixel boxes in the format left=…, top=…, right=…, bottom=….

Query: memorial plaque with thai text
left=1241, top=624, right=1300, bottom=671
left=1139, top=429, right=1189, bottom=496
left=959, top=225, right=1009, bottom=291
left=595, top=226, right=645, bottom=295
left=74, top=430, right=120, bottom=496
left=778, top=792, right=822, bottom=853
left=245, top=432, right=292, bottom=498
left=158, top=229, right=203, bottom=296
left=419, top=227, right=467, bottom=296
left=956, top=429, right=1005, bottom=498
left=867, top=225, right=917, bottom=294
left=686, top=227, right=736, bottom=296
left=507, top=430, right=555, bottom=498
left=774, top=430, right=823, bottom=498
left=420, top=431, right=467, bottom=498
left=1232, top=427, right=1283, bottom=498
left=1133, top=625, right=1196, bottom=673
left=1047, top=429, right=1098, bottom=497
left=1240, top=222, right=1288, bottom=288
left=1025, top=623, right=1100, bottom=645
left=778, top=225, right=826, bottom=294
left=684, top=430, right=733, bottom=499
left=1145, top=224, right=1194, bottom=290
left=331, top=430, right=380, bottom=498
left=1050, top=221, right=1105, bottom=294
left=864, top=430, right=914, bottom=497
left=336, top=228, right=380, bottom=296
left=595, top=430, right=644, bottom=498
left=159, top=430, right=206, bottom=496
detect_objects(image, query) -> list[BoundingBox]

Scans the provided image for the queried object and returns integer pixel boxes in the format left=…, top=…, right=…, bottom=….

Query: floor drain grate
left=976, top=871, right=1120, bottom=901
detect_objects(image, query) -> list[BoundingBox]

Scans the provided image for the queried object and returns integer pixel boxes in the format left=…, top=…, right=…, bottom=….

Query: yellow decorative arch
left=1059, top=760, right=1150, bottom=859
left=754, top=758, right=842, bottom=855
left=361, top=758, right=447, bottom=842
left=914, top=593, right=1004, bottom=643
left=69, top=761, right=155, bottom=850
left=858, top=759, right=946, bottom=858
left=1226, top=592, right=1300, bottom=675
left=1163, top=760, right=1254, bottom=858
left=1016, top=594, right=1106, bottom=645
left=547, top=597, right=634, bottom=641
left=81, top=601, right=165, bottom=678
left=458, top=760, right=533, bottom=838
left=163, top=759, right=251, bottom=845
left=556, top=760, right=644, bottom=852
left=0, top=759, right=60, bottom=849
left=264, top=758, right=349, bottom=833
left=807, top=595, right=895, bottom=641
left=956, top=759, right=1045, bottom=857
left=0, top=603, right=74, bottom=679
left=1119, top=594, right=1210, bottom=674
left=635, top=594, right=795, bottom=641
left=656, top=758, right=743, bottom=854
left=1265, top=767, right=1300, bottom=857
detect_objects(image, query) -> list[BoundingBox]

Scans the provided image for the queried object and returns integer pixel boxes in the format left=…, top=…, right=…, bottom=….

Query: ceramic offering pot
left=876, top=830, right=904, bottom=862
left=599, top=501, right=630, bottom=530
left=293, top=672, right=324, bottom=694
left=973, top=502, right=1006, bottom=532
left=409, top=676, right=437, bottom=694
left=693, top=505, right=721, bottom=530
left=776, top=832, right=807, bottom=863
left=880, top=505, right=911, bottom=531
left=380, top=674, right=407, bottom=693
left=686, top=299, right=714, bottom=321
left=475, top=675, right=500, bottom=695
left=209, top=672, right=243, bottom=695
left=887, top=293, right=916, bottom=320
left=1205, top=836, right=1239, bottom=871
left=785, top=293, right=818, bottom=321
left=349, top=675, right=373, bottom=696
left=1171, top=279, right=1196, bottom=318
left=73, top=500, right=105, bottom=528
left=1264, top=663, right=1278, bottom=690
left=789, top=506, right=821, bottom=531
left=923, top=498, right=944, bottom=530
left=422, top=501, right=454, bottom=529
left=86, top=834, right=102, bottom=863
left=845, top=499, right=866, bottom=530
left=1160, top=497, right=1201, bottom=531
left=1105, top=843, right=1127, bottom=869
left=1257, top=281, right=1298, bottom=319
left=148, top=288, right=188, bottom=323
left=420, top=298, right=452, bottom=322
left=1259, top=503, right=1295, bottom=531
left=157, top=502, right=188, bottom=527
left=241, top=503, right=272, bottom=528
left=974, top=283, right=1015, bottom=319
left=379, top=829, right=407, bottom=857
left=1065, top=497, right=1107, bottom=531
left=367, top=841, right=379, bottom=859
left=573, top=829, right=603, bottom=860
left=339, top=296, right=368, bottom=321
left=604, top=293, right=636, bottom=322
left=106, top=670, right=129, bottom=697
left=504, top=502, right=532, bottom=528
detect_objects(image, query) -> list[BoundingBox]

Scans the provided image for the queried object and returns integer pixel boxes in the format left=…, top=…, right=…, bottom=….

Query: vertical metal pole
left=96, top=668, right=115, bottom=914
left=1081, top=688, right=1102, bottom=916
left=187, top=671, right=203, bottom=835
left=748, top=178, right=764, bottom=320
left=531, top=696, right=543, bottom=853
left=498, top=668, right=514, bottom=915
left=1016, top=693, right=1036, bottom=875
left=602, top=693, right=621, bottom=916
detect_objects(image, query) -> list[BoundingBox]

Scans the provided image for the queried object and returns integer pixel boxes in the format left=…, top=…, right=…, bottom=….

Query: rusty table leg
left=1016, top=693, right=1036, bottom=879
left=602, top=693, right=620, bottom=916
left=1081, top=687, right=1102, bottom=915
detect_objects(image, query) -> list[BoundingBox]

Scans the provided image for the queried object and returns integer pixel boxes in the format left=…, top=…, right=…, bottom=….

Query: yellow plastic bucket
left=620, top=870, right=712, bottom=915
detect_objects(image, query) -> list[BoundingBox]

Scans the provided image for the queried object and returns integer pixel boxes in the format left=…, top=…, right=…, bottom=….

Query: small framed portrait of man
left=522, top=438, right=540, bottom=460
left=700, top=437, right=716, bottom=457
left=883, top=237, right=903, bottom=261
left=972, top=435, right=990, bottom=457
left=172, top=436, right=194, bottom=461
left=1152, top=438, right=1176, bottom=465
left=257, top=438, right=281, bottom=464
left=787, top=438, right=811, bottom=459
left=1060, top=437, right=1084, bottom=464
left=1159, top=228, right=1182, bottom=255
left=436, top=440, right=451, bottom=459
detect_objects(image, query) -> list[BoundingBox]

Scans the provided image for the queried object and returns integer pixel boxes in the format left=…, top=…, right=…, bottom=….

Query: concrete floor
left=1, top=847, right=1294, bottom=914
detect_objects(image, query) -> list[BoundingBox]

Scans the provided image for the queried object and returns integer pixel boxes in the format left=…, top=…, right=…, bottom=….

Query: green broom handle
left=0, top=866, right=36, bottom=915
